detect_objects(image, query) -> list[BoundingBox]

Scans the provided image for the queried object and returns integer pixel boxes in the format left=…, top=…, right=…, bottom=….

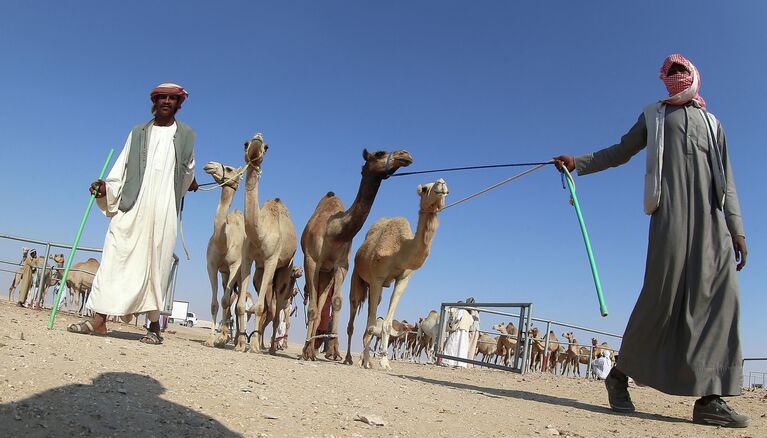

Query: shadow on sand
left=398, top=374, right=688, bottom=425
left=0, top=371, right=241, bottom=437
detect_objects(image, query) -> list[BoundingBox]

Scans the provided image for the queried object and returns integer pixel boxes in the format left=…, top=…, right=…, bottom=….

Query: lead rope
left=439, top=161, right=553, bottom=212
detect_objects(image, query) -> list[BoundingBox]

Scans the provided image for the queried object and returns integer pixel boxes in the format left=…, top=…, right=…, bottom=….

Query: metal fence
left=435, top=301, right=624, bottom=377
left=1, top=233, right=101, bottom=309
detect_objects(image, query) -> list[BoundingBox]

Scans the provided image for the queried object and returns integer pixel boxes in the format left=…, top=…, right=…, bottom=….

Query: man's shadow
left=0, top=371, right=241, bottom=437
left=397, top=374, right=687, bottom=425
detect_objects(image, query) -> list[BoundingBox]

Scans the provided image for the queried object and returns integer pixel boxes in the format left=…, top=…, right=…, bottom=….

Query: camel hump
left=325, top=191, right=335, bottom=198
left=87, top=258, right=98, bottom=262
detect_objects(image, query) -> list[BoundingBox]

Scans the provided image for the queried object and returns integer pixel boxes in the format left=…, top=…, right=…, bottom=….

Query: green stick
left=562, top=168, right=608, bottom=317
left=48, top=148, right=115, bottom=329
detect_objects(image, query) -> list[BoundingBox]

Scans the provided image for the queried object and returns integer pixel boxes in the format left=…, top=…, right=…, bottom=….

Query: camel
left=202, top=161, right=246, bottom=348
left=344, top=178, right=448, bottom=370
left=492, top=322, right=518, bottom=367
left=34, top=254, right=65, bottom=308
left=561, top=332, right=581, bottom=377
left=591, top=337, right=612, bottom=359
left=387, top=319, right=412, bottom=360
left=475, top=333, right=498, bottom=363
left=415, top=310, right=439, bottom=363
left=301, top=148, right=413, bottom=361
left=66, top=258, right=100, bottom=315
left=236, top=133, right=298, bottom=353
left=257, top=264, right=303, bottom=354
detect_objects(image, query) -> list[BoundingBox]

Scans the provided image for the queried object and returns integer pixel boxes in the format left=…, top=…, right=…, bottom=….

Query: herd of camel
left=7, top=252, right=99, bottom=314
left=7, top=132, right=612, bottom=375
left=194, top=133, right=449, bottom=371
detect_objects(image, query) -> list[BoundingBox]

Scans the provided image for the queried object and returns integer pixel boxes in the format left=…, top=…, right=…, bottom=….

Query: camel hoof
left=203, top=336, right=216, bottom=348
left=268, top=346, right=277, bottom=356
left=343, top=355, right=354, bottom=365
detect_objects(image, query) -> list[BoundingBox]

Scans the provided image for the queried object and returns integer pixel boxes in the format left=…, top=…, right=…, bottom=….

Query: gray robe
left=575, top=103, right=744, bottom=396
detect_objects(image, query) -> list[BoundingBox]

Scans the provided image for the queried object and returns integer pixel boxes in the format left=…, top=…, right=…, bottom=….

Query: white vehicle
left=169, top=300, right=196, bottom=326
left=185, top=312, right=197, bottom=328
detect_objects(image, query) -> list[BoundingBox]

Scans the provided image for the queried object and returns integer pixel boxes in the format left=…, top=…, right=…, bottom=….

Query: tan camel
left=591, top=337, right=612, bottom=359
left=561, top=332, right=581, bottom=376
left=345, top=178, right=448, bottom=370
left=415, top=310, right=439, bottom=363
left=475, top=333, right=498, bottom=363
left=35, top=254, right=65, bottom=308
left=202, top=161, right=246, bottom=348
left=66, top=258, right=100, bottom=315
left=492, top=322, right=518, bottom=366
left=301, top=148, right=413, bottom=361
left=257, top=264, right=303, bottom=354
left=236, top=133, right=298, bottom=353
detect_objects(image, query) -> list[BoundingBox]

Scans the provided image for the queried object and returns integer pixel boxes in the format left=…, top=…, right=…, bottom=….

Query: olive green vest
left=118, top=120, right=195, bottom=215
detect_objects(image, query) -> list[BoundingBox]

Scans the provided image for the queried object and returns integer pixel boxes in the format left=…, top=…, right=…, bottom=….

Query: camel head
left=361, top=149, right=413, bottom=179
left=244, top=133, right=268, bottom=169
left=530, top=327, right=540, bottom=339
left=290, top=265, right=304, bottom=279
left=49, top=253, right=65, bottom=265
left=416, top=178, right=449, bottom=213
left=591, top=337, right=598, bottom=346
left=562, top=331, right=574, bottom=342
left=203, top=161, right=242, bottom=190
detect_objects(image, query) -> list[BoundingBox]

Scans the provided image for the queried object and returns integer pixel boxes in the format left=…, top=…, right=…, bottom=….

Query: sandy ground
left=0, top=300, right=764, bottom=438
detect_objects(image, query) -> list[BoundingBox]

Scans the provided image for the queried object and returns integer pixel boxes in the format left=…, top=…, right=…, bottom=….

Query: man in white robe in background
left=68, top=83, right=198, bottom=345
left=442, top=303, right=471, bottom=368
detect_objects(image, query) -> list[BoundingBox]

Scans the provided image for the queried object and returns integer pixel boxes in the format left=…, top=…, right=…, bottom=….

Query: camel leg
left=324, top=266, right=346, bottom=361
left=344, top=268, right=365, bottom=365
left=379, top=274, right=412, bottom=371
left=360, top=282, right=384, bottom=369
left=234, top=249, right=253, bottom=352
left=250, top=258, right=278, bottom=353
left=268, top=264, right=291, bottom=355
left=306, top=269, right=333, bottom=360
left=204, top=263, right=220, bottom=347
left=301, top=257, right=319, bottom=360
left=217, top=267, right=239, bottom=347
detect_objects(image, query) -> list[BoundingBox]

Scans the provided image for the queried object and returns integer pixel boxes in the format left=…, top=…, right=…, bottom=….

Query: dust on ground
left=0, top=300, right=764, bottom=437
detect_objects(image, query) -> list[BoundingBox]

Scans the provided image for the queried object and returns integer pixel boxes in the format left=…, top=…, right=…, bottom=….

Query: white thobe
left=442, top=309, right=470, bottom=368
left=87, top=123, right=194, bottom=316
left=592, top=355, right=613, bottom=380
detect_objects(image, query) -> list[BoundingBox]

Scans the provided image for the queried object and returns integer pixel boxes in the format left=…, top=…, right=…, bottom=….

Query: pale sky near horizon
left=1, top=2, right=764, bottom=373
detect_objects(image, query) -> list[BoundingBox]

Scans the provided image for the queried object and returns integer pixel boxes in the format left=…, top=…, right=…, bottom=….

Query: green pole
left=562, top=168, right=609, bottom=317
left=48, top=148, right=115, bottom=329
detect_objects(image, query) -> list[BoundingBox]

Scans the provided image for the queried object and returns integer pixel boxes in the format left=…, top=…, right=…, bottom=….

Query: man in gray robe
left=555, top=54, right=749, bottom=428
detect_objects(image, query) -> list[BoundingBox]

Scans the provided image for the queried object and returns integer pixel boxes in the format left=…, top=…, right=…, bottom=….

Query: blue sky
left=1, top=2, right=764, bottom=369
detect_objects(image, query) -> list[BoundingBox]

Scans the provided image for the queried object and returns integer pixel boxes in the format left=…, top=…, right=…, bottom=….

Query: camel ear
left=362, top=148, right=370, bottom=160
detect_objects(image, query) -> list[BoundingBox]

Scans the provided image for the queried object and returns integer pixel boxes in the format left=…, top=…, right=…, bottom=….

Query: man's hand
left=553, top=156, right=576, bottom=172
left=733, top=235, right=747, bottom=271
left=89, top=180, right=106, bottom=198
left=188, top=178, right=199, bottom=192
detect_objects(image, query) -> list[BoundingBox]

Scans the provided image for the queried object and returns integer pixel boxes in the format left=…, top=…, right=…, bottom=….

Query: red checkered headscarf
left=660, top=54, right=705, bottom=108
left=150, top=82, right=188, bottom=107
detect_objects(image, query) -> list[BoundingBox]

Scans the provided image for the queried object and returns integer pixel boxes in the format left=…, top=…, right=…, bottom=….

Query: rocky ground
left=0, top=300, right=764, bottom=437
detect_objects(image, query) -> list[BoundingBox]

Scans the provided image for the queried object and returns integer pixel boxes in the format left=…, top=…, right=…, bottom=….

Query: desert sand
left=0, top=300, right=764, bottom=437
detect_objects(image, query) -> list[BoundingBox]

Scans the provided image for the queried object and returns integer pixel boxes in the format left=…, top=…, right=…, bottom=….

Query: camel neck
left=407, top=210, right=439, bottom=269
left=244, top=166, right=262, bottom=236
left=335, top=175, right=382, bottom=241
left=212, top=186, right=236, bottom=249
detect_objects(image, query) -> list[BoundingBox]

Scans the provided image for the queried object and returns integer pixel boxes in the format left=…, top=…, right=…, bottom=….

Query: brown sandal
left=67, top=320, right=107, bottom=336
left=139, top=331, right=163, bottom=345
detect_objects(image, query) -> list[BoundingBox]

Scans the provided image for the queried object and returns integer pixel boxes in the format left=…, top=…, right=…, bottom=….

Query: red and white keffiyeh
left=660, top=54, right=705, bottom=108
left=150, top=82, right=188, bottom=106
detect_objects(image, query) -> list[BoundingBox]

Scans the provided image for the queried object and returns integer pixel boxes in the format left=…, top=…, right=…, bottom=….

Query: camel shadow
left=0, top=371, right=241, bottom=437
left=397, top=374, right=687, bottom=425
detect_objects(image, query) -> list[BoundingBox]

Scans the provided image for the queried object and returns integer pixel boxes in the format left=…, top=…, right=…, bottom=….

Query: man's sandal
left=67, top=321, right=106, bottom=336
left=139, top=331, right=163, bottom=345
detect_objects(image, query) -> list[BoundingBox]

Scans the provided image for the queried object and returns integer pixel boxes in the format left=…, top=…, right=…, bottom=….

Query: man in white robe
left=68, top=83, right=197, bottom=345
left=442, top=305, right=471, bottom=368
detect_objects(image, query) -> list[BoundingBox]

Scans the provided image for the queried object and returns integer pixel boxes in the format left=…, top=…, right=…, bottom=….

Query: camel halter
left=198, top=162, right=249, bottom=191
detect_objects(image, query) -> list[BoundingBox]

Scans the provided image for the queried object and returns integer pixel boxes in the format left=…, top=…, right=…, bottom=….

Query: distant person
left=442, top=302, right=471, bottom=368
left=554, top=54, right=748, bottom=428
left=465, top=297, right=480, bottom=366
left=16, top=249, right=37, bottom=307
left=68, top=83, right=198, bottom=345
left=592, top=350, right=612, bottom=380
